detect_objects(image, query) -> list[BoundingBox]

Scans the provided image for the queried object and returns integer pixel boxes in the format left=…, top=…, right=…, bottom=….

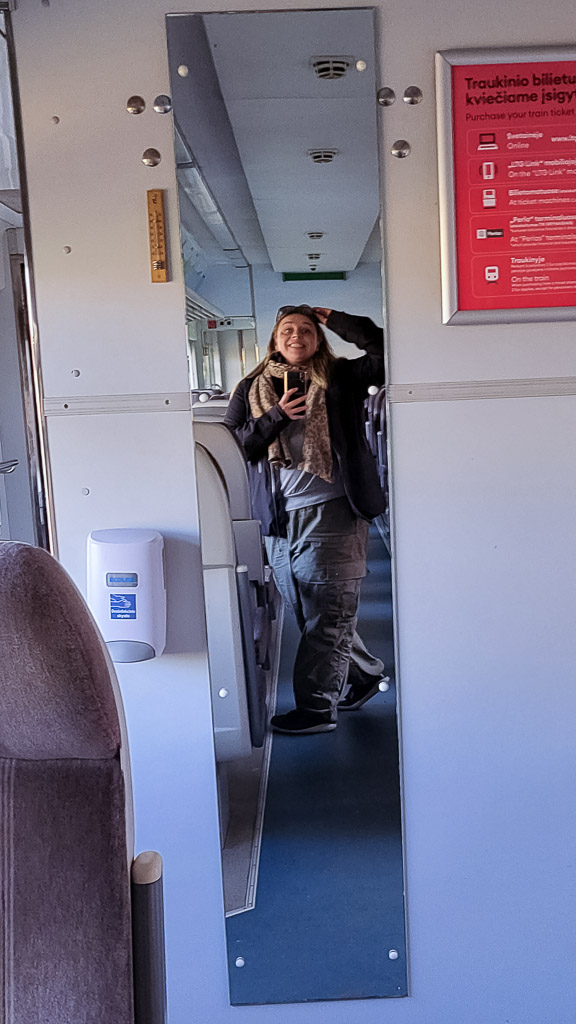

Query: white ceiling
left=170, top=10, right=381, bottom=275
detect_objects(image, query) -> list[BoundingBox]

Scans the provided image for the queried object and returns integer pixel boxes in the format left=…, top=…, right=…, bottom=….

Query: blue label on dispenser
left=106, top=572, right=138, bottom=587
left=110, top=593, right=136, bottom=619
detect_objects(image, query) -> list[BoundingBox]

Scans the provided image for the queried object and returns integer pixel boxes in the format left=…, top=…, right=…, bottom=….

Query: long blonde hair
left=247, top=317, right=337, bottom=389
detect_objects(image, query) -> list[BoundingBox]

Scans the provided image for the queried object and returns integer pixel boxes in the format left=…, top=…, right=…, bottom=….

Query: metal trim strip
left=389, top=376, right=576, bottom=403
left=44, top=392, right=192, bottom=416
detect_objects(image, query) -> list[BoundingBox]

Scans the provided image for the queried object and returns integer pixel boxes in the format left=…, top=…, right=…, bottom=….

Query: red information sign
left=436, top=48, right=576, bottom=319
left=439, top=50, right=576, bottom=321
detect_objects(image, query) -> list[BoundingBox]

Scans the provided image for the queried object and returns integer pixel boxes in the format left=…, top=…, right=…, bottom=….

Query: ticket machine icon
left=482, top=188, right=497, bottom=208
left=485, top=265, right=499, bottom=282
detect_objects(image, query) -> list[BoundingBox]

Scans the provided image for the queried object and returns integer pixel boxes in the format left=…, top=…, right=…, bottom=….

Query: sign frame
left=436, top=45, right=576, bottom=325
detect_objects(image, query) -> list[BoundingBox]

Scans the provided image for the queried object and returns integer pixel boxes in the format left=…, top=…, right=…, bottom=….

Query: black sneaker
left=270, top=709, right=337, bottom=734
left=337, top=676, right=389, bottom=711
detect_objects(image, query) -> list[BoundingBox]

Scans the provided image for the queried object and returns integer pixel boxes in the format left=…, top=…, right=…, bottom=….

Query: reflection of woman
left=224, top=304, right=386, bottom=735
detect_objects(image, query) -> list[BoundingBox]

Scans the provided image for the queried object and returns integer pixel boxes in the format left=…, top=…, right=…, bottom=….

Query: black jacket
left=224, top=310, right=385, bottom=536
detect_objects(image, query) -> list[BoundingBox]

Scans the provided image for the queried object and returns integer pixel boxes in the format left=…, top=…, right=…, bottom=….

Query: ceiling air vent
left=311, top=56, right=352, bottom=80
left=308, top=149, right=338, bottom=165
left=307, top=253, right=321, bottom=261
left=307, top=231, right=324, bottom=240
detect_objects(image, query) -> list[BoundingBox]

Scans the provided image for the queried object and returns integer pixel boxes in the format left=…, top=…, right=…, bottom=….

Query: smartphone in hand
left=283, top=369, right=309, bottom=399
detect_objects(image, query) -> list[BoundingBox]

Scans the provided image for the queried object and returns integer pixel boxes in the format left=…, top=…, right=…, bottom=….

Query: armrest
left=131, top=851, right=167, bottom=1024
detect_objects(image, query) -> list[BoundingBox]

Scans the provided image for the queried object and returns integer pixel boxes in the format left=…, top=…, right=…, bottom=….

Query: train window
left=166, top=9, right=407, bottom=1005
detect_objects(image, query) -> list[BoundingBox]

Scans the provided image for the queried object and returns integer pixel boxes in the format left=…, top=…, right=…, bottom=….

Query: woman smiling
left=224, top=305, right=386, bottom=735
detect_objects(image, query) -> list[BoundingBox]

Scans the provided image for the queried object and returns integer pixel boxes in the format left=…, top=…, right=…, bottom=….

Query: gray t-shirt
left=278, top=420, right=346, bottom=511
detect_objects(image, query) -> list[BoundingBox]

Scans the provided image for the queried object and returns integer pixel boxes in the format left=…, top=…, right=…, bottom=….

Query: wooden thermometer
left=146, top=189, right=168, bottom=283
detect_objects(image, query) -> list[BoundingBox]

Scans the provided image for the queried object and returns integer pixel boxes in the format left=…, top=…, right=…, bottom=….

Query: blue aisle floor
left=226, top=530, right=407, bottom=1005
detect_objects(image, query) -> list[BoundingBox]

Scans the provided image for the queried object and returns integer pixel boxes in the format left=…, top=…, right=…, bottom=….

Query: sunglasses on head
left=275, top=304, right=319, bottom=323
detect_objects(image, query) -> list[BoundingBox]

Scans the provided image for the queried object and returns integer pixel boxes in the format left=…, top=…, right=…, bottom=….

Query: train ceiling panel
left=174, top=9, right=380, bottom=275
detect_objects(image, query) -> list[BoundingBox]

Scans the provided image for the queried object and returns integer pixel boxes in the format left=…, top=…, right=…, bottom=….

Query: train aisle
left=226, top=529, right=407, bottom=1004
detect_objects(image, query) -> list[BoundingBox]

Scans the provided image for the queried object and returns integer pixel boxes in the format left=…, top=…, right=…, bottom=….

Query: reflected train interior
left=166, top=9, right=406, bottom=1005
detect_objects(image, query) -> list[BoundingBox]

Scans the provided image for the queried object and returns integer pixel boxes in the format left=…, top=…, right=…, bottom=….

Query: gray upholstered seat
left=0, top=541, right=164, bottom=1024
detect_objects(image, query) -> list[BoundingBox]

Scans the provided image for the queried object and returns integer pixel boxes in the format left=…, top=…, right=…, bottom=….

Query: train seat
left=194, top=444, right=267, bottom=762
left=192, top=419, right=252, bottom=520
left=0, top=541, right=166, bottom=1024
left=190, top=397, right=230, bottom=420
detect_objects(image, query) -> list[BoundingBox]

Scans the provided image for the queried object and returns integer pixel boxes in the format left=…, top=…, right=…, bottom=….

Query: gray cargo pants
left=266, top=496, right=384, bottom=718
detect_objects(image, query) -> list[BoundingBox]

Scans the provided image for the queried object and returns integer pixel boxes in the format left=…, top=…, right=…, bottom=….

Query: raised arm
left=315, top=308, right=385, bottom=388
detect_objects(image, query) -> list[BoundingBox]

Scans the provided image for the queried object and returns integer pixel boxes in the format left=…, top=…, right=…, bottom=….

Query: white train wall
left=11, top=0, right=576, bottom=1022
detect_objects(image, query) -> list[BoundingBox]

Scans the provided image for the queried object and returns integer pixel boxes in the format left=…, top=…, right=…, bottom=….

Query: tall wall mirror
left=166, top=9, right=407, bottom=1005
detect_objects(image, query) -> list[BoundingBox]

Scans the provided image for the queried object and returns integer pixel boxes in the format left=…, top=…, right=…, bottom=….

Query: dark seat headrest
left=0, top=542, right=121, bottom=760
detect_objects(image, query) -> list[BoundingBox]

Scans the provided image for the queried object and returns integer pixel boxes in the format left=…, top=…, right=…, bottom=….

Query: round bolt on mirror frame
left=377, top=86, right=396, bottom=107
left=127, top=95, right=146, bottom=115
left=153, top=95, right=172, bottom=114
left=391, top=139, right=411, bottom=159
left=142, top=148, right=161, bottom=167
left=403, top=85, right=423, bottom=104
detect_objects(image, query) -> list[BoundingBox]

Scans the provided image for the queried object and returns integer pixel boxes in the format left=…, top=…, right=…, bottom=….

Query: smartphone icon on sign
left=482, top=162, right=496, bottom=180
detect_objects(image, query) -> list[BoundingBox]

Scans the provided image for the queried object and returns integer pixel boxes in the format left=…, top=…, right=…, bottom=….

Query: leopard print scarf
left=248, top=360, right=333, bottom=483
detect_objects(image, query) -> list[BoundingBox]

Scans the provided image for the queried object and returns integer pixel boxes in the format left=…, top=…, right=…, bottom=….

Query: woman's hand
left=313, top=307, right=332, bottom=325
left=279, top=388, right=307, bottom=420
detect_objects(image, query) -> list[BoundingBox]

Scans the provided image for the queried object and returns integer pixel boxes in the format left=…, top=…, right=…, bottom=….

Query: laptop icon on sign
left=478, top=132, right=498, bottom=151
